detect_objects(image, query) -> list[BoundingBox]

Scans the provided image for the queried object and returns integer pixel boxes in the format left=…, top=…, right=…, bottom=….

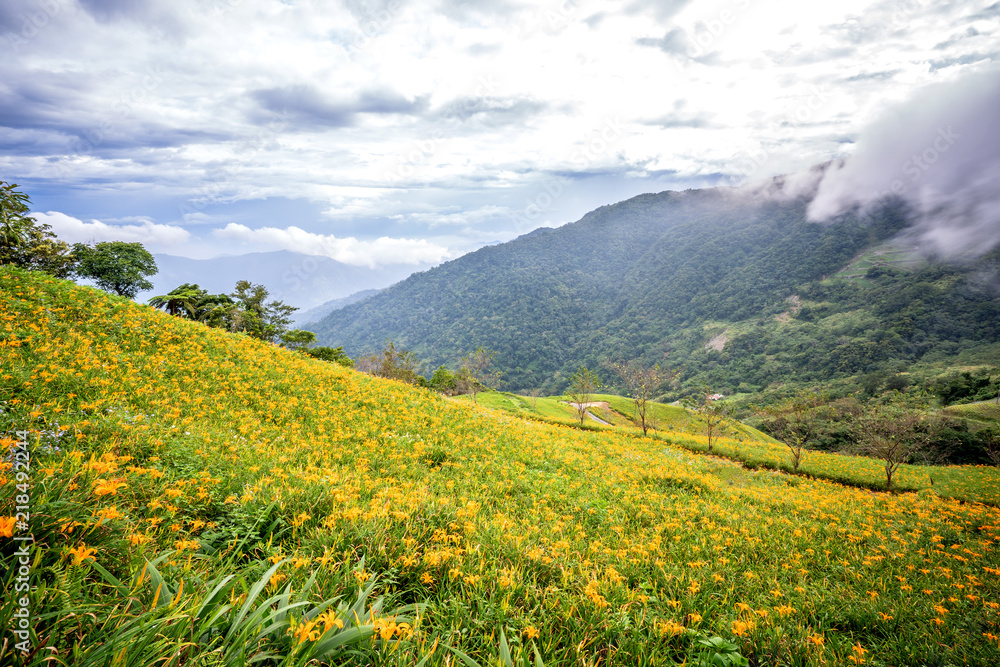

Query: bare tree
left=568, top=367, right=601, bottom=426
left=983, top=429, right=1000, bottom=466
left=685, top=387, right=728, bottom=453
left=757, top=390, right=830, bottom=472
left=455, top=347, right=502, bottom=404
left=607, top=360, right=672, bottom=435
left=358, top=341, right=422, bottom=385
left=528, top=388, right=541, bottom=410
left=854, top=392, right=943, bottom=489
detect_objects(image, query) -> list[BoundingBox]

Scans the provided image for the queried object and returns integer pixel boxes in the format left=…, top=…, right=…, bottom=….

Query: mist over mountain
left=808, top=68, right=1000, bottom=258
left=308, top=182, right=999, bottom=395
left=139, top=251, right=429, bottom=311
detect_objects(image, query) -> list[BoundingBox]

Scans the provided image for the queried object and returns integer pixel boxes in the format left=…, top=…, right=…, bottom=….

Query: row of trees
left=561, top=355, right=968, bottom=491
left=354, top=342, right=502, bottom=403
left=565, top=362, right=677, bottom=434
left=147, top=281, right=353, bottom=364
left=757, top=389, right=960, bottom=488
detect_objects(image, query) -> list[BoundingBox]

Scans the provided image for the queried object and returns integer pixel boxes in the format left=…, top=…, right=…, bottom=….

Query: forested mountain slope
left=310, top=186, right=1000, bottom=394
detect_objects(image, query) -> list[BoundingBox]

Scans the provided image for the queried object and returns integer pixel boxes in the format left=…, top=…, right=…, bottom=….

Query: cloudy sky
left=2, top=0, right=998, bottom=268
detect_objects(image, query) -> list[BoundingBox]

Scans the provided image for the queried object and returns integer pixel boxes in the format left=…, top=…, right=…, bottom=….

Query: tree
left=685, top=387, right=728, bottom=453
left=455, top=347, right=502, bottom=404
left=983, top=428, right=1000, bottom=467
left=0, top=181, right=76, bottom=277
left=608, top=360, right=672, bottom=435
left=568, top=367, right=601, bottom=426
left=148, top=283, right=204, bottom=317
left=358, top=341, right=423, bottom=385
left=853, top=392, right=944, bottom=489
left=280, top=328, right=316, bottom=351
left=758, top=390, right=830, bottom=472
left=305, top=346, right=353, bottom=367
left=429, top=365, right=458, bottom=395
left=229, top=280, right=297, bottom=343
left=195, top=293, right=236, bottom=328
left=73, top=241, right=157, bottom=299
left=527, top=388, right=541, bottom=411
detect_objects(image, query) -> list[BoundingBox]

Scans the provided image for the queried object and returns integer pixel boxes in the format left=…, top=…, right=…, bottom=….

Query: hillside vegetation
left=4, top=267, right=1000, bottom=666
left=308, top=187, right=1000, bottom=399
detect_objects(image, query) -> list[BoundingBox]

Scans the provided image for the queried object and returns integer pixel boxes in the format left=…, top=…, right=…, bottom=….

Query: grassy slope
left=457, top=392, right=777, bottom=442
left=945, top=400, right=1000, bottom=434
left=4, top=267, right=1000, bottom=666
left=459, top=392, right=1000, bottom=504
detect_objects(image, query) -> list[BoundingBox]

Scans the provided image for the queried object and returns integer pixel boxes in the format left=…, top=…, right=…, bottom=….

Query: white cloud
left=395, top=205, right=512, bottom=227
left=3, top=0, right=996, bottom=260
left=807, top=67, right=1000, bottom=257
left=33, top=211, right=191, bottom=246
left=213, top=223, right=451, bottom=268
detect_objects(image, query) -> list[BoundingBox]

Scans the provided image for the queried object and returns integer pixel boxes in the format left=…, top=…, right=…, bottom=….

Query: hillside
left=308, top=187, right=1000, bottom=397
left=4, top=267, right=1000, bottom=665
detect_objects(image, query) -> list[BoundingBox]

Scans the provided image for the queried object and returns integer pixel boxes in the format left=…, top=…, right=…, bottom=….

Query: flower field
left=3, top=266, right=1000, bottom=666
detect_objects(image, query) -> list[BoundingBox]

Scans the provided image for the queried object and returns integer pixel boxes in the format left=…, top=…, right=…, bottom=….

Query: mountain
left=309, top=185, right=1000, bottom=396
left=140, top=251, right=429, bottom=311
left=293, top=288, right=381, bottom=326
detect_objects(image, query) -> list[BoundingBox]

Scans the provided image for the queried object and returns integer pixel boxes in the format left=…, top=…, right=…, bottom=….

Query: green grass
left=456, top=392, right=1000, bottom=505
left=457, top=392, right=778, bottom=444
left=829, top=241, right=925, bottom=283
left=944, top=400, right=1000, bottom=430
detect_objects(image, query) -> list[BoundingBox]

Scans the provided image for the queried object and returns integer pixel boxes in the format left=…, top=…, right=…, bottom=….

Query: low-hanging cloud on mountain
left=807, top=66, right=1000, bottom=258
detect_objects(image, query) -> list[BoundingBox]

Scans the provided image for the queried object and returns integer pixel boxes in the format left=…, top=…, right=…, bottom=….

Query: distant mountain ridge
left=294, top=288, right=381, bottom=327
left=140, top=251, right=429, bottom=311
left=308, top=184, right=1000, bottom=395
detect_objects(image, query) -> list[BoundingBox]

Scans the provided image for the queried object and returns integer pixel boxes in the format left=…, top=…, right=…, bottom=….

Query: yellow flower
left=95, top=507, right=124, bottom=522
left=93, top=478, right=127, bottom=497
left=68, top=545, right=97, bottom=566
left=0, top=516, right=16, bottom=538
left=289, top=619, right=320, bottom=644
left=316, top=610, right=345, bottom=634
left=658, top=620, right=685, bottom=636
left=731, top=620, right=752, bottom=637
left=523, top=625, right=540, bottom=640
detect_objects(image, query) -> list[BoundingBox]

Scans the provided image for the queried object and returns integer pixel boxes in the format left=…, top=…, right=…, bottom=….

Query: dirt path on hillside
left=564, top=401, right=612, bottom=425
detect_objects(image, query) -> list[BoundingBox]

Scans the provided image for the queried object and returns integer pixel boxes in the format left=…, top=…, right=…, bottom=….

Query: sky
left=2, top=0, right=998, bottom=268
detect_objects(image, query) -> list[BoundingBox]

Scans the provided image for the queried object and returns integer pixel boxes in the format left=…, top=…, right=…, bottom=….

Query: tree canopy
left=0, top=181, right=76, bottom=277
left=74, top=241, right=157, bottom=299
